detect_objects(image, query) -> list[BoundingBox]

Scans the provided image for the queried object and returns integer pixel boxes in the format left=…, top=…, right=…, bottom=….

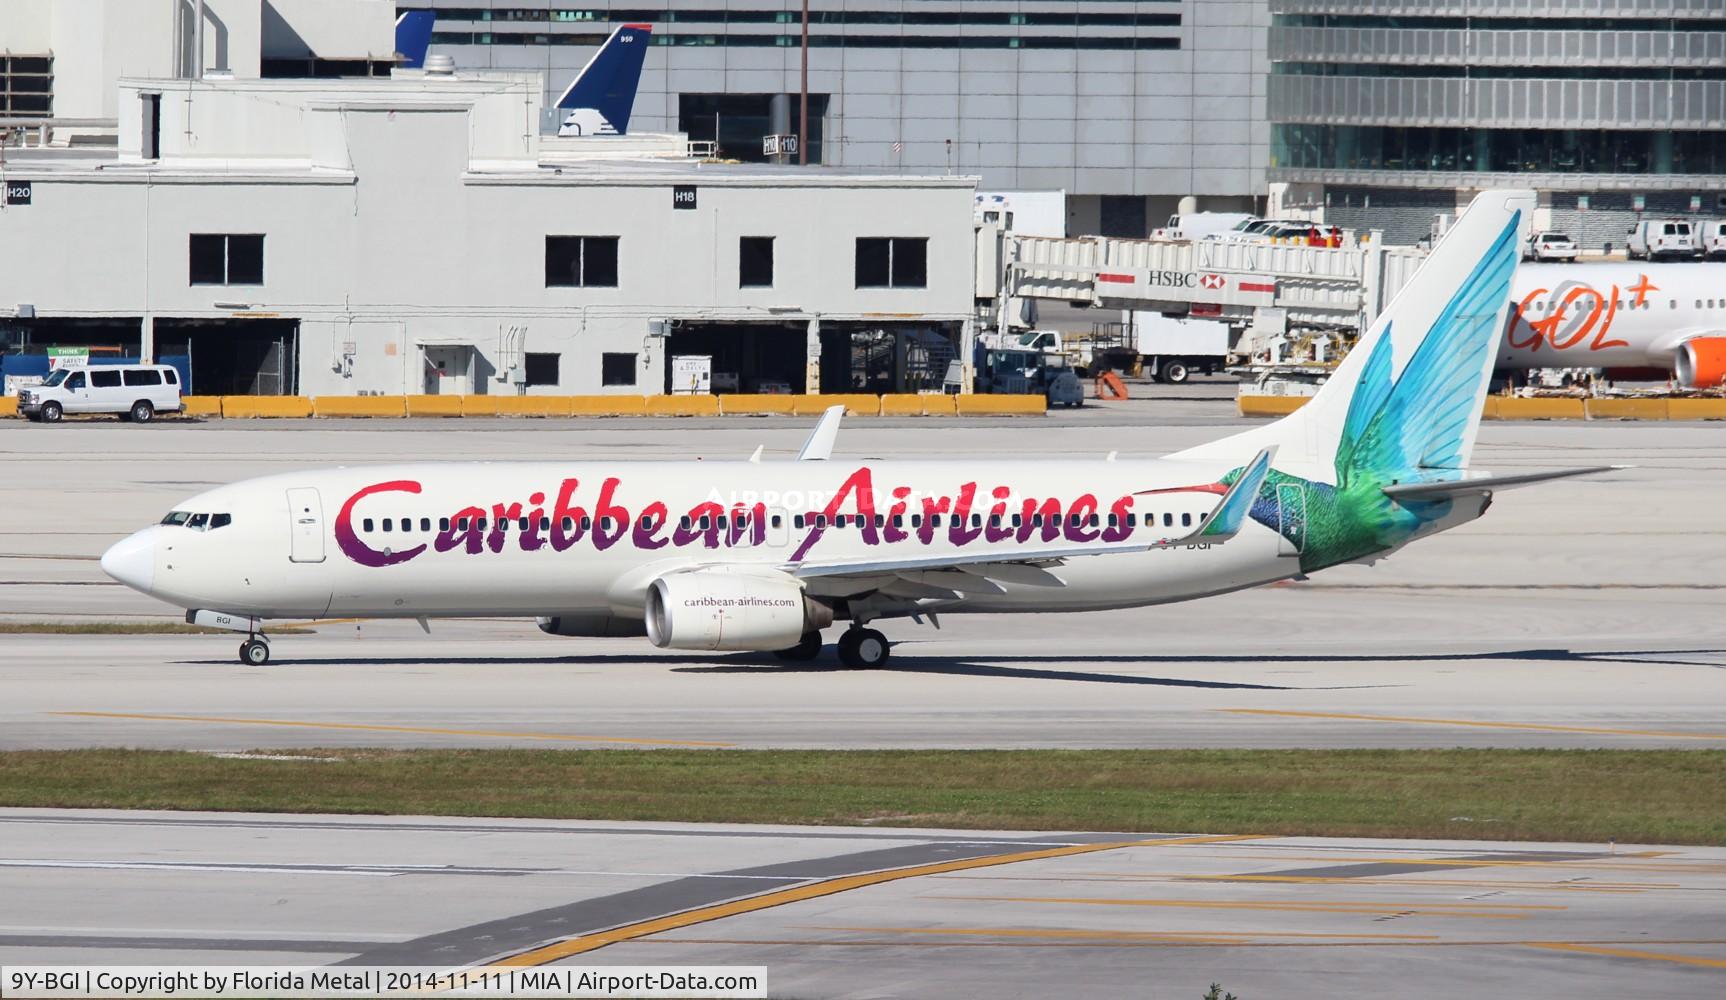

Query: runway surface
left=2, top=808, right=1722, bottom=998
left=3, top=401, right=1725, bottom=750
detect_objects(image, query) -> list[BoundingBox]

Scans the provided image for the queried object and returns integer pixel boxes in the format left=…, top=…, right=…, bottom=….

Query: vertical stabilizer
left=394, top=11, right=436, bottom=70
left=555, top=24, right=654, bottom=136
left=1177, top=189, right=1532, bottom=485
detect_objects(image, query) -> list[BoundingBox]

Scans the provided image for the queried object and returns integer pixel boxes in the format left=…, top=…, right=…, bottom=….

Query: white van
left=1703, top=221, right=1726, bottom=260
left=18, top=364, right=184, bottom=423
left=1627, top=220, right=1698, bottom=261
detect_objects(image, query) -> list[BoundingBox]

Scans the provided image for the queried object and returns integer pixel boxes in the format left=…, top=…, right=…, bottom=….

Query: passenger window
left=1011, top=514, right=1021, bottom=528
left=988, top=515, right=1001, bottom=528
left=439, top=517, right=450, bottom=532
left=210, top=513, right=231, bottom=529
left=792, top=514, right=804, bottom=529
left=698, top=516, right=710, bottom=530
left=1182, top=513, right=1193, bottom=527
left=382, top=519, right=393, bottom=532
left=457, top=517, right=469, bottom=530
left=771, top=515, right=782, bottom=528
left=163, top=369, right=178, bottom=385
left=363, top=518, right=375, bottom=532
left=421, top=518, right=432, bottom=532
left=911, top=514, right=922, bottom=527
left=874, top=515, right=884, bottom=528
left=124, top=369, right=163, bottom=387
left=929, top=514, right=941, bottom=527
left=1163, top=513, right=1173, bottom=527
left=476, top=518, right=487, bottom=532
left=580, top=516, right=591, bottom=531
left=562, top=517, right=575, bottom=531
left=91, top=369, right=121, bottom=388
left=66, top=372, right=86, bottom=390
left=971, top=514, right=982, bottom=528
left=519, top=517, right=530, bottom=531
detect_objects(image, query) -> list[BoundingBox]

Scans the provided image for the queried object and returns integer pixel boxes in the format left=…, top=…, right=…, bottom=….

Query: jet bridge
left=999, top=233, right=1428, bottom=334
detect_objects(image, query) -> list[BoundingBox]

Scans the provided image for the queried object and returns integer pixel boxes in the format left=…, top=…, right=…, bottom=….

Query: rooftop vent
left=423, top=54, right=456, bottom=77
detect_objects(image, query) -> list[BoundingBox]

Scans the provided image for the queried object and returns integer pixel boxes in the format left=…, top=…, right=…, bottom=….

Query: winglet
left=1195, top=447, right=1275, bottom=541
left=797, top=405, right=844, bottom=461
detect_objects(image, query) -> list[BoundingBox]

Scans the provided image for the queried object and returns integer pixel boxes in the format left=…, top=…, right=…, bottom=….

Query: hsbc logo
left=1199, top=274, right=1225, bottom=290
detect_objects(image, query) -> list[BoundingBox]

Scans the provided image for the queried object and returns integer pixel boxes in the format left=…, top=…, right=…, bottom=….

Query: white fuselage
left=113, top=457, right=1325, bottom=622
left=1503, top=262, right=1725, bottom=371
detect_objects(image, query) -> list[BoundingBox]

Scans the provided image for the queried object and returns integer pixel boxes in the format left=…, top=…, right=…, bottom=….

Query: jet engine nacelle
left=536, top=614, right=647, bottom=638
left=644, top=569, right=833, bottom=651
left=1676, top=337, right=1726, bottom=389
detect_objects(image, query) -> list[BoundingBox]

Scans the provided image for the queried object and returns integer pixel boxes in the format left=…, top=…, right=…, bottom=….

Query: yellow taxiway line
left=1219, top=708, right=1726, bottom=741
left=486, top=834, right=1264, bottom=967
left=1525, top=942, right=1726, bottom=969
left=928, top=895, right=1560, bottom=919
left=49, top=711, right=733, bottom=748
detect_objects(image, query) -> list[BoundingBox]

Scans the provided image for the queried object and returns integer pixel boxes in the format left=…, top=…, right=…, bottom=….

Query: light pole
left=799, top=0, right=808, bottom=165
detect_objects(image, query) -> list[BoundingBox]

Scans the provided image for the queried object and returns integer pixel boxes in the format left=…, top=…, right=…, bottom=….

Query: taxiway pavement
left=2, top=808, right=1721, bottom=999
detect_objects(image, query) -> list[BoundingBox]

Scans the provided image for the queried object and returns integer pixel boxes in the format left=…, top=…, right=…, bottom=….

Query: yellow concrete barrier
left=792, top=394, right=882, bottom=416
left=879, top=393, right=931, bottom=416
left=568, top=394, right=648, bottom=416
left=179, top=396, right=223, bottom=417
left=1236, top=395, right=1309, bottom=417
left=1496, top=397, right=1586, bottom=420
left=718, top=394, right=796, bottom=415
left=646, top=394, right=722, bottom=416
left=921, top=393, right=958, bottom=416
left=222, top=395, right=313, bottom=418
left=405, top=395, right=464, bottom=417
left=955, top=394, right=1047, bottom=415
left=1, top=396, right=16, bottom=417
left=1586, top=397, right=1669, bottom=421
left=314, top=395, right=406, bottom=418
left=1666, top=398, right=1726, bottom=421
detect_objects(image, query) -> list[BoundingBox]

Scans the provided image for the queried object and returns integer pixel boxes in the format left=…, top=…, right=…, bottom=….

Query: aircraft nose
left=100, top=529, right=158, bottom=593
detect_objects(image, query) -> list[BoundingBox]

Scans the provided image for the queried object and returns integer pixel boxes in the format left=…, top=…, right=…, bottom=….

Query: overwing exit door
left=286, top=487, right=326, bottom=563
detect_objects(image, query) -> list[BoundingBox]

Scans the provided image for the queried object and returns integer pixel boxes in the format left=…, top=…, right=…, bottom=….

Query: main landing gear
left=239, top=635, right=271, bottom=666
left=770, top=626, right=891, bottom=668
left=837, top=626, right=890, bottom=669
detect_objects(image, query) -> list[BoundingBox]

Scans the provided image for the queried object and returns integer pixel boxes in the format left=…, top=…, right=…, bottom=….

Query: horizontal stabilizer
left=1382, top=466, right=1616, bottom=501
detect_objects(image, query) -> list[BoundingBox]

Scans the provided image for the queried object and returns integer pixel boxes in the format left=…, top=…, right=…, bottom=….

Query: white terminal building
left=0, top=3, right=977, bottom=397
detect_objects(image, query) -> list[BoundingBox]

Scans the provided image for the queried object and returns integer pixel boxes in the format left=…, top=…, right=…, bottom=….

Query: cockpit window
left=161, top=511, right=192, bottom=526
left=210, top=513, right=232, bottom=529
left=187, top=513, right=210, bottom=530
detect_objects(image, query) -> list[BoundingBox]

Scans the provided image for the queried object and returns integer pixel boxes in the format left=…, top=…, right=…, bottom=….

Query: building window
left=855, top=237, right=927, bottom=288
left=545, top=236, right=619, bottom=287
left=524, top=352, right=560, bottom=387
left=189, top=234, right=264, bottom=286
left=739, top=237, right=774, bottom=287
left=601, top=352, right=636, bottom=386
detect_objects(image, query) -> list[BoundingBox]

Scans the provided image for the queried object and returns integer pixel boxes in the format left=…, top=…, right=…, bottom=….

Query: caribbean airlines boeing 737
left=101, top=190, right=1609, bottom=667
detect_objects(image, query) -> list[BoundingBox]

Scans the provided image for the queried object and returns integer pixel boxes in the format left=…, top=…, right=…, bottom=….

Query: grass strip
left=0, top=623, right=313, bottom=635
left=1, top=749, right=1721, bottom=844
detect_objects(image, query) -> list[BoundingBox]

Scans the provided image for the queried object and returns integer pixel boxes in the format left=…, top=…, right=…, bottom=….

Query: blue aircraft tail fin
left=555, top=23, right=653, bottom=136
left=395, top=11, right=436, bottom=69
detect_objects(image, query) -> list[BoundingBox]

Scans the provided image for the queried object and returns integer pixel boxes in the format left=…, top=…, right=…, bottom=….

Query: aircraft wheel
left=239, top=639, right=270, bottom=666
left=837, top=627, right=890, bottom=669
left=773, top=631, right=823, bottom=661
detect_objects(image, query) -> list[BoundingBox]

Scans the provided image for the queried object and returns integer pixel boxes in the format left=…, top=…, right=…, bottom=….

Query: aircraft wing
left=1382, top=465, right=1616, bottom=501
left=785, top=448, right=1275, bottom=593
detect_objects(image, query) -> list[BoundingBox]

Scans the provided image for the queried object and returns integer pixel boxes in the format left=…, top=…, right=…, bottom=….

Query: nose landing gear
left=837, top=626, right=890, bottom=669
left=239, top=636, right=271, bottom=666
